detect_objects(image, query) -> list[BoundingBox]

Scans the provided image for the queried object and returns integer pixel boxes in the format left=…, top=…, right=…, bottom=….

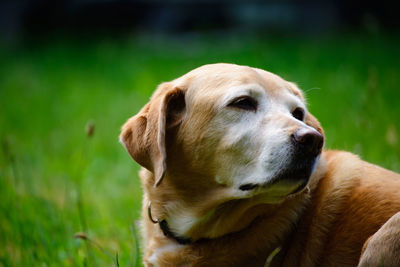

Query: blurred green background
left=1, top=1, right=400, bottom=266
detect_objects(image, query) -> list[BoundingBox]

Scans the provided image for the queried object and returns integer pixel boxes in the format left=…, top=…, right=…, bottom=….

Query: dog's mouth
left=239, top=183, right=259, bottom=191
left=239, top=156, right=318, bottom=196
left=239, top=178, right=308, bottom=195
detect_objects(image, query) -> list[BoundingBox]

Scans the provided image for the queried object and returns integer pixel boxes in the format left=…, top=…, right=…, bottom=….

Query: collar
left=148, top=202, right=192, bottom=245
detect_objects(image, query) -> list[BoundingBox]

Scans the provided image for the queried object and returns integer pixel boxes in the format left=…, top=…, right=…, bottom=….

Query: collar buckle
left=147, top=201, right=192, bottom=245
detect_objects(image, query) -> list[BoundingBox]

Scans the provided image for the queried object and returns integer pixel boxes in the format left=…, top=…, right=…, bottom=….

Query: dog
left=120, top=63, right=400, bottom=266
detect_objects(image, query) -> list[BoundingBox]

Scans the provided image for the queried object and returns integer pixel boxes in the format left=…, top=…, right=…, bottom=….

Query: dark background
left=1, top=0, right=400, bottom=42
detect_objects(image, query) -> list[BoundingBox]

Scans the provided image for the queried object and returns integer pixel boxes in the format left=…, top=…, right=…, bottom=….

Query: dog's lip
left=239, top=183, right=259, bottom=191
left=238, top=179, right=309, bottom=199
left=238, top=168, right=313, bottom=192
left=238, top=154, right=319, bottom=192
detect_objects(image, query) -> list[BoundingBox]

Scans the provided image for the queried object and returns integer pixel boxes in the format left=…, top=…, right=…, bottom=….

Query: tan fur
left=358, top=211, right=400, bottom=266
left=120, top=63, right=400, bottom=266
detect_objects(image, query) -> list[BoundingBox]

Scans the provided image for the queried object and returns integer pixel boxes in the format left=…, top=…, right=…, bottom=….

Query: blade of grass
left=130, top=223, right=141, bottom=267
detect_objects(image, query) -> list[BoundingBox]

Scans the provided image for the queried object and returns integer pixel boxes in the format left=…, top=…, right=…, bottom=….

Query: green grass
left=0, top=33, right=399, bottom=266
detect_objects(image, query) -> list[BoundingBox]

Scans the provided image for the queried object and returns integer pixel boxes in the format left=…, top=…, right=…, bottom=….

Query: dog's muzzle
left=239, top=128, right=323, bottom=193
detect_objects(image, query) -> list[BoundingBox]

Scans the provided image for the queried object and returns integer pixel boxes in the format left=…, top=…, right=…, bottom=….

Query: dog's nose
left=292, top=128, right=324, bottom=156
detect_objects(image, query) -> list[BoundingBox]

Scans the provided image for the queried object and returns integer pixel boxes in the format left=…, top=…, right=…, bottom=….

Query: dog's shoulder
left=298, top=150, right=400, bottom=265
left=317, top=150, right=400, bottom=225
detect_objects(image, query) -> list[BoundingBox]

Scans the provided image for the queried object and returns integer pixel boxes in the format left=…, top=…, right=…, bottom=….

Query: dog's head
left=121, top=63, right=324, bottom=204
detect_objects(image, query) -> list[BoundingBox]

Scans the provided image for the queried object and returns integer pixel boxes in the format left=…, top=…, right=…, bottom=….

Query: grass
left=0, top=33, right=399, bottom=266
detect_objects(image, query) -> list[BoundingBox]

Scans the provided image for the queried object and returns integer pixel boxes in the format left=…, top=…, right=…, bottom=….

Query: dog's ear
left=305, top=112, right=324, bottom=136
left=120, top=83, right=186, bottom=187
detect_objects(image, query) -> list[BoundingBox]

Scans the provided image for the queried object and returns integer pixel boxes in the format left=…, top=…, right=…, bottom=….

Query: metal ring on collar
left=147, top=201, right=159, bottom=224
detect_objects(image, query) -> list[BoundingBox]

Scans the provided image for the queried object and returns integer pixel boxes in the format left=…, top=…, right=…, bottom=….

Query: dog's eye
left=292, top=107, right=305, bottom=121
left=228, top=96, right=258, bottom=112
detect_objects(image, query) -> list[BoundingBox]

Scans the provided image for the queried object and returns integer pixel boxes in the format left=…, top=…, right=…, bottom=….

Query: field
left=1, top=34, right=399, bottom=266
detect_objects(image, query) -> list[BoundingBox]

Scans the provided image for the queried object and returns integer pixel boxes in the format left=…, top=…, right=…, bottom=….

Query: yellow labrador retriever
left=120, top=63, right=400, bottom=266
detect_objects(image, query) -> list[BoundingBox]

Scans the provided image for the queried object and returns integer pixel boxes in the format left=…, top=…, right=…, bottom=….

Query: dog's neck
left=144, top=184, right=309, bottom=243
left=142, top=155, right=327, bottom=243
left=145, top=190, right=313, bottom=252
left=144, top=184, right=244, bottom=241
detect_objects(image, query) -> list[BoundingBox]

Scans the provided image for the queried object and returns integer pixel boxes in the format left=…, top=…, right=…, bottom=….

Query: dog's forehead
left=253, top=67, right=303, bottom=100
left=174, top=63, right=301, bottom=101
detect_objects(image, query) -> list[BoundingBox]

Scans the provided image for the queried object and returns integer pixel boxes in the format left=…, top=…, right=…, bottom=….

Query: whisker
left=304, top=87, right=321, bottom=93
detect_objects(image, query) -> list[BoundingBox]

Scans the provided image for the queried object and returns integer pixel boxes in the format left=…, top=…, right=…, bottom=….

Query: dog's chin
left=239, top=156, right=318, bottom=199
left=270, top=157, right=316, bottom=193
